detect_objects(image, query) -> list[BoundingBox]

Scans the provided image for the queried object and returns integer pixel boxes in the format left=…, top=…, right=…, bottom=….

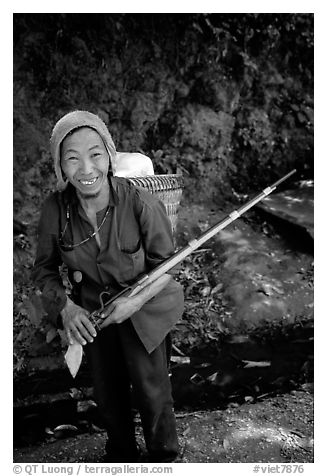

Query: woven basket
left=127, top=174, right=184, bottom=234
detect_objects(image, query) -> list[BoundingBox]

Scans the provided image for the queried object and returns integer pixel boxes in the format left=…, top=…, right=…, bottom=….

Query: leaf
left=242, top=360, right=271, bottom=369
left=207, top=372, right=218, bottom=383
left=21, top=299, right=40, bottom=325
left=194, top=362, right=211, bottom=369
left=172, top=344, right=185, bottom=356
left=53, top=424, right=79, bottom=439
left=206, top=332, right=217, bottom=340
left=190, top=373, right=205, bottom=385
left=244, top=396, right=254, bottom=403
left=22, top=294, right=46, bottom=326
left=46, top=328, right=58, bottom=344
left=297, top=112, right=307, bottom=123
left=211, top=283, right=223, bottom=294
left=77, top=400, right=97, bottom=413
left=227, top=335, right=250, bottom=344
left=216, top=321, right=228, bottom=334
left=54, top=424, right=79, bottom=432
left=182, top=426, right=191, bottom=437
left=223, top=438, right=230, bottom=451
left=201, top=286, right=211, bottom=297
left=170, top=356, right=190, bottom=365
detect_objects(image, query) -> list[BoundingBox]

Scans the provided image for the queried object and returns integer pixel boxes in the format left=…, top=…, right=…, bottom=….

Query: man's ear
left=61, top=167, right=67, bottom=181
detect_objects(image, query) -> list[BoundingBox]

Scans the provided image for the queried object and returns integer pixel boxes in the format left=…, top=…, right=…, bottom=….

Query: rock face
left=172, top=104, right=235, bottom=153
left=256, top=180, right=314, bottom=239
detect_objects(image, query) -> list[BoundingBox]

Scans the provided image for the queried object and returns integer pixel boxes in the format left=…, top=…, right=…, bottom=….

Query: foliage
left=14, top=13, right=313, bottom=202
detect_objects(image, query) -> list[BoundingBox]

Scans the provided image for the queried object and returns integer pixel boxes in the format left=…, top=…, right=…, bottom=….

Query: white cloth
left=115, top=152, right=154, bottom=177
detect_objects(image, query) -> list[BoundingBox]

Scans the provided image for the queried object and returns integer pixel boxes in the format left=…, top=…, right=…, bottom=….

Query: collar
left=108, top=176, right=119, bottom=207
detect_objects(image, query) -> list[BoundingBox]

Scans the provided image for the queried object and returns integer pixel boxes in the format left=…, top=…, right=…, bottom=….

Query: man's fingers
left=70, top=325, right=88, bottom=345
left=66, top=314, right=92, bottom=345
left=74, top=320, right=94, bottom=344
left=80, top=314, right=97, bottom=338
left=62, top=307, right=96, bottom=346
left=66, top=329, right=74, bottom=346
left=100, top=302, right=115, bottom=319
left=99, top=313, right=115, bottom=329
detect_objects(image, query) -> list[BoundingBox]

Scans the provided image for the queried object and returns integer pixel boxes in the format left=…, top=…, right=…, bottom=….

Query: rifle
left=65, top=169, right=296, bottom=377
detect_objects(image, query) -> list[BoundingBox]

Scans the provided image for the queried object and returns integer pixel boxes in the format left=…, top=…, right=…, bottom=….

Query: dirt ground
left=13, top=386, right=313, bottom=463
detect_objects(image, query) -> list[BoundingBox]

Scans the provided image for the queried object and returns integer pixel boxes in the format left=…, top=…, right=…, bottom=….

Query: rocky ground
left=13, top=386, right=313, bottom=463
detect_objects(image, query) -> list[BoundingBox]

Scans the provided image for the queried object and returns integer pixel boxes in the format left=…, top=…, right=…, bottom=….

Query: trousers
left=85, top=319, right=179, bottom=462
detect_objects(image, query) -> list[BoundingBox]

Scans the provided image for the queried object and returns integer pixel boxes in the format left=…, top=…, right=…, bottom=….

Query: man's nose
left=79, top=157, right=94, bottom=175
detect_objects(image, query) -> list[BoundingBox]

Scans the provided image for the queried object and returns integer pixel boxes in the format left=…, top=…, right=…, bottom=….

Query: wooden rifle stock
left=89, top=169, right=296, bottom=329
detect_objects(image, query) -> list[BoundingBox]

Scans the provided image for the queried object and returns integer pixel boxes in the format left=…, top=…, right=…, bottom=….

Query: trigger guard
left=99, top=291, right=112, bottom=311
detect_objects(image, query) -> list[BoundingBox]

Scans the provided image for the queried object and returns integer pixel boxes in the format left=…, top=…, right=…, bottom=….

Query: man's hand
left=98, top=295, right=142, bottom=329
left=61, top=296, right=97, bottom=345
left=98, top=274, right=172, bottom=329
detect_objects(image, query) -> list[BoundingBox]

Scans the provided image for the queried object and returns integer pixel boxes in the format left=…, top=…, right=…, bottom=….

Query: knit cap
left=50, top=110, right=117, bottom=191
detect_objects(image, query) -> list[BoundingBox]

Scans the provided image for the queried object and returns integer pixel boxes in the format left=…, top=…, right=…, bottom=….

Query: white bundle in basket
left=115, top=152, right=154, bottom=177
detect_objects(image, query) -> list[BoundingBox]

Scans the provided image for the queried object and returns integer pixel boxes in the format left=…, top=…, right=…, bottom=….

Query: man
left=32, top=110, right=184, bottom=462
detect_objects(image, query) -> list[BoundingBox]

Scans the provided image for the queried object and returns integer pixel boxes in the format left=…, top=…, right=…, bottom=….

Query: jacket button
left=73, top=271, right=83, bottom=283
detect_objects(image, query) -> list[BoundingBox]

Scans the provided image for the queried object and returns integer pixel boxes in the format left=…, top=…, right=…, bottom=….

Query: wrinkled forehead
left=60, top=126, right=107, bottom=155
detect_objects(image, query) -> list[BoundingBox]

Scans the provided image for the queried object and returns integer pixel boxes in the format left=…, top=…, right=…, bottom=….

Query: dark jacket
left=32, top=177, right=184, bottom=353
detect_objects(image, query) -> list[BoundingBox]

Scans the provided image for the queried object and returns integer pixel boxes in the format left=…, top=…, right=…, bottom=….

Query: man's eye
left=67, top=157, right=78, bottom=161
left=92, top=153, right=101, bottom=158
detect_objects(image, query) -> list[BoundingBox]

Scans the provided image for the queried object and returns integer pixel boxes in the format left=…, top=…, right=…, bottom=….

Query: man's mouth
left=79, top=177, right=98, bottom=186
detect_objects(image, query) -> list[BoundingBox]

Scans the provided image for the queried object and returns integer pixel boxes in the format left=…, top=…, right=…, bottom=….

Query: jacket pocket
left=120, top=238, right=142, bottom=254
left=119, top=240, right=146, bottom=281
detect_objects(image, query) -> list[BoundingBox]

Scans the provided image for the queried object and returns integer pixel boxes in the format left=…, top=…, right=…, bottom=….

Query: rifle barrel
left=91, top=169, right=297, bottom=323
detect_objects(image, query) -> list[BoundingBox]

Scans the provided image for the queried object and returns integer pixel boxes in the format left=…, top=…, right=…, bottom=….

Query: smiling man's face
left=61, top=127, right=110, bottom=199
